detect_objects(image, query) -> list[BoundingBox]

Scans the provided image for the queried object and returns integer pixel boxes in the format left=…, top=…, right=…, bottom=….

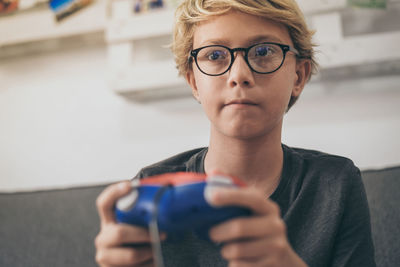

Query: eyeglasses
left=189, top=42, right=299, bottom=76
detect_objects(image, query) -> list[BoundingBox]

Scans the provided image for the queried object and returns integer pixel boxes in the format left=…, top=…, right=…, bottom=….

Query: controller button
left=204, top=175, right=234, bottom=206
left=204, top=185, right=219, bottom=206
left=206, top=174, right=233, bottom=185
left=116, top=179, right=140, bottom=212
left=116, top=190, right=138, bottom=211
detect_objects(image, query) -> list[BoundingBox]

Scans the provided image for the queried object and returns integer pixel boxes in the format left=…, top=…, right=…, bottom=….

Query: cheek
left=260, top=70, right=294, bottom=95
left=256, top=73, right=296, bottom=115
left=275, top=66, right=297, bottom=98
left=194, top=71, right=224, bottom=100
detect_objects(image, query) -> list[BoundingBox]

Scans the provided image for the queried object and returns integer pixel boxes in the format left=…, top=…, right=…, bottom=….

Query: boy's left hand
left=208, top=187, right=308, bottom=267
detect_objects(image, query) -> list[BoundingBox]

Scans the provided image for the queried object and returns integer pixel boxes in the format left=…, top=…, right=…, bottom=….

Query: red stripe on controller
left=140, top=172, right=206, bottom=186
left=140, top=172, right=247, bottom=187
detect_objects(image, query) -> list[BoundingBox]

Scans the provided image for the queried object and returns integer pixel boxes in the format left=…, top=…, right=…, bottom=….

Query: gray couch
left=1, top=167, right=399, bottom=267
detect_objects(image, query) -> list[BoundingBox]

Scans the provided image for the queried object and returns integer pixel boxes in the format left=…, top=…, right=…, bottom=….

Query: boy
left=95, top=0, right=376, bottom=266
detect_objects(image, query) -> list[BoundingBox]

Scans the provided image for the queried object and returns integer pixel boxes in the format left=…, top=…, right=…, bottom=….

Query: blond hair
left=171, top=0, right=318, bottom=108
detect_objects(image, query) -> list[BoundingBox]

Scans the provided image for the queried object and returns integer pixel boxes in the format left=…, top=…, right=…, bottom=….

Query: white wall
left=283, top=76, right=400, bottom=169
left=0, top=44, right=210, bottom=192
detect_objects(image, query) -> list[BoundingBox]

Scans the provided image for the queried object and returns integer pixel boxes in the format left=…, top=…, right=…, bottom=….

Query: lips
left=225, top=99, right=257, bottom=106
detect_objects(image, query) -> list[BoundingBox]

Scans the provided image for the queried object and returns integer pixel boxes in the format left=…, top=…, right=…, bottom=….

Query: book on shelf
left=132, top=0, right=179, bottom=14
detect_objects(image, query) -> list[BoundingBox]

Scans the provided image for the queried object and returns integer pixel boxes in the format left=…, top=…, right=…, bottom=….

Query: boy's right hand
left=95, top=181, right=162, bottom=267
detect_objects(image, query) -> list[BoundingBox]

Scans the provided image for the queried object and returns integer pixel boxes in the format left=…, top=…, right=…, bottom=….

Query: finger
left=135, top=259, right=156, bottom=267
left=209, top=216, right=286, bottom=242
left=209, top=187, right=281, bottom=216
left=220, top=236, right=288, bottom=261
left=98, top=258, right=155, bottom=267
left=96, top=181, right=132, bottom=225
left=208, top=168, right=224, bottom=176
left=96, top=246, right=153, bottom=266
left=96, top=224, right=158, bottom=248
left=228, top=255, right=287, bottom=267
left=228, top=258, right=270, bottom=267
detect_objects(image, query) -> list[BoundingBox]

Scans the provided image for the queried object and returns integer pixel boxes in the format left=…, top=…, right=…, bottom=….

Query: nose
left=227, top=51, right=255, bottom=88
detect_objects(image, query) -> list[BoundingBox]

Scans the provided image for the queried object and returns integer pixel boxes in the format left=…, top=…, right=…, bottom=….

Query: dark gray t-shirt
left=134, top=145, right=376, bottom=267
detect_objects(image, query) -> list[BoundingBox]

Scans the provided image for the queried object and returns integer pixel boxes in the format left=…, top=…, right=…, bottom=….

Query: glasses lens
left=248, top=43, right=284, bottom=73
left=196, top=46, right=231, bottom=75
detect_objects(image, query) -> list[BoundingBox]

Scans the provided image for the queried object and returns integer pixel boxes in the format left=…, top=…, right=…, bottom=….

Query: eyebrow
left=198, top=35, right=285, bottom=48
left=247, top=35, right=284, bottom=44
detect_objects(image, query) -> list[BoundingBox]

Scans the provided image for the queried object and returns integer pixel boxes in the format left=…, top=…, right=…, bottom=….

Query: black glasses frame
left=189, top=42, right=299, bottom=76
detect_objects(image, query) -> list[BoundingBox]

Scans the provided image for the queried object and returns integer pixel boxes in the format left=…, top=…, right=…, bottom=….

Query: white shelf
left=0, top=0, right=107, bottom=46
left=318, top=31, right=400, bottom=69
left=296, top=0, right=347, bottom=14
left=109, top=60, right=185, bottom=93
left=106, top=9, right=175, bottom=43
left=105, top=5, right=181, bottom=96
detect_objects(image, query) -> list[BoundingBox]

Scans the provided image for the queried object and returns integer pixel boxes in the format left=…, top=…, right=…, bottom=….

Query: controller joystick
left=115, top=172, right=250, bottom=236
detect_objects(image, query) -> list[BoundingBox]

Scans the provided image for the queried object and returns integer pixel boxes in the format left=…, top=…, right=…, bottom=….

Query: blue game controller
left=115, top=172, right=251, bottom=236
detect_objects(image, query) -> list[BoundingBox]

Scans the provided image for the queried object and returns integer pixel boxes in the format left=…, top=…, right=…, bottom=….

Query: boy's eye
left=254, top=45, right=272, bottom=57
left=206, top=50, right=227, bottom=61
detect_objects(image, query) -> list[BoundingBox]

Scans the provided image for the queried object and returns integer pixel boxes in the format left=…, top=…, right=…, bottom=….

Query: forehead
left=193, top=10, right=293, bottom=48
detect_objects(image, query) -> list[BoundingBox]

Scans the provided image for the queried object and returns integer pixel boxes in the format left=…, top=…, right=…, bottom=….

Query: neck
left=205, top=127, right=284, bottom=196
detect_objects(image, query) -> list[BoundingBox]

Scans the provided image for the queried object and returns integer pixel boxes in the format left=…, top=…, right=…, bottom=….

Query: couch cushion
left=362, top=166, right=400, bottom=267
left=0, top=185, right=107, bottom=267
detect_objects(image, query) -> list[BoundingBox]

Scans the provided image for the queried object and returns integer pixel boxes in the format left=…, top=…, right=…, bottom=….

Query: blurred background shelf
left=297, top=0, right=347, bottom=14
left=0, top=0, right=107, bottom=46
left=1, top=0, right=400, bottom=96
left=109, top=60, right=185, bottom=92
left=105, top=8, right=174, bottom=42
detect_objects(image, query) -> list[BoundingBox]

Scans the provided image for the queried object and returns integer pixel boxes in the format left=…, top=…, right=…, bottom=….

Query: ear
left=185, top=70, right=200, bottom=102
left=292, top=59, right=312, bottom=98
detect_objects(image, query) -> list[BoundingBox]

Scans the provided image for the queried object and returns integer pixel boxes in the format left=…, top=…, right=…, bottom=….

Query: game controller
left=115, top=172, right=251, bottom=235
